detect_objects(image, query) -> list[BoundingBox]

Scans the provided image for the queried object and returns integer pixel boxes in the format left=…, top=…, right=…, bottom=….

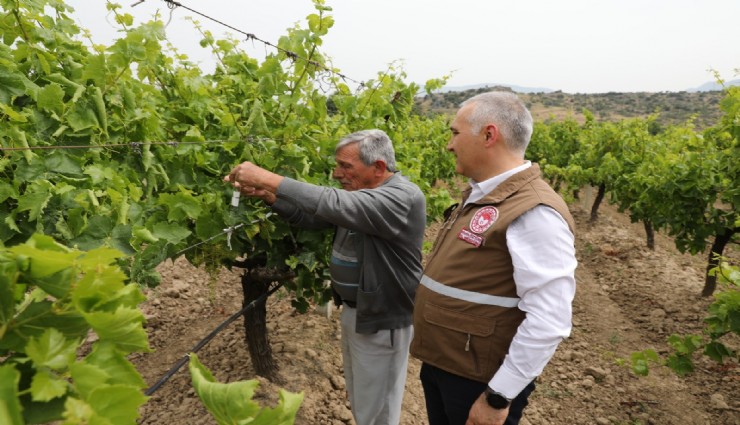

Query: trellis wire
left=156, top=0, right=365, bottom=89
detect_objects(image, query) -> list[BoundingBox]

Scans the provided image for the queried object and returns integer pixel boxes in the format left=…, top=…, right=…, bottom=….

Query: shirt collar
left=466, top=161, right=532, bottom=205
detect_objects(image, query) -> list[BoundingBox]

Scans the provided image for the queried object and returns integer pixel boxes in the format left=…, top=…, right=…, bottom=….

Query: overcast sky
left=64, top=0, right=739, bottom=94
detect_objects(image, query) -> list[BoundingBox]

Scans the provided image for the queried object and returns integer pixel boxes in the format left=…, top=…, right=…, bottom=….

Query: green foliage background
left=0, top=0, right=454, bottom=423
left=0, top=0, right=454, bottom=307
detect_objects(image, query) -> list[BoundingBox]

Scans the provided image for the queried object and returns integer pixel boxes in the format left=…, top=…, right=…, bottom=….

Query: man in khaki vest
left=410, top=92, right=577, bottom=425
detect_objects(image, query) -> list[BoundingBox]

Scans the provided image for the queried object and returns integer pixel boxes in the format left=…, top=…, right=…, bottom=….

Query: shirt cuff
left=270, top=197, right=294, bottom=216
left=488, top=362, right=533, bottom=400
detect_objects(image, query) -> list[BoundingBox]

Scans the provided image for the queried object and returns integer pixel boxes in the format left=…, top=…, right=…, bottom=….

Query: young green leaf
left=0, top=365, right=24, bottom=425
left=25, top=328, right=78, bottom=371
left=31, top=369, right=69, bottom=402
left=189, top=353, right=303, bottom=425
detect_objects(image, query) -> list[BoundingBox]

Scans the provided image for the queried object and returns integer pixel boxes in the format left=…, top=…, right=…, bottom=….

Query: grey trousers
left=340, top=304, right=413, bottom=425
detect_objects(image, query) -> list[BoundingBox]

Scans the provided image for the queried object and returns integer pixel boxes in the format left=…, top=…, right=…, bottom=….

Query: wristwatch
left=484, top=386, right=511, bottom=409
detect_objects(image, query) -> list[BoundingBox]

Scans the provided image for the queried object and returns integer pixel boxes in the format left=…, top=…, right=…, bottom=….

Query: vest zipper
left=428, top=204, right=463, bottom=261
left=465, top=333, right=482, bottom=374
left=446, top=203, right=464, bottom=230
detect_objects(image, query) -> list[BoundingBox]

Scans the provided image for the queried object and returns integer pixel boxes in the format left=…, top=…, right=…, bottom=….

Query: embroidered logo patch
left=470, top=206, right=498, bottom=234
left=458, top=228, right=484, bottom=247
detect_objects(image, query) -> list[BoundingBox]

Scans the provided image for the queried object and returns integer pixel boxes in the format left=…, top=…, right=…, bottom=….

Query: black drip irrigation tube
left=144, top=281, right=284, bottom=396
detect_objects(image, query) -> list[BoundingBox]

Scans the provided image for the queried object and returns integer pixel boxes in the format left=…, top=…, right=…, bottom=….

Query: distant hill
left=415, top=86, right=727, bottom=130
left=686, top=79, right=740, bottom=92
left=434, top=83, right=554, bottom=94
left=434, top=79, right=740, bottom=94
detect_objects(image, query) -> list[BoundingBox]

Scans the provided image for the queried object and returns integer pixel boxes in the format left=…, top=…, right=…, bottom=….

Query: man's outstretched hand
left=224, top=161, right=282, bottom=205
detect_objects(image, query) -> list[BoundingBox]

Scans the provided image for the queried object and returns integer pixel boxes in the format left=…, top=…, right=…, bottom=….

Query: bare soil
left=131, top=196, right=739, bottom=425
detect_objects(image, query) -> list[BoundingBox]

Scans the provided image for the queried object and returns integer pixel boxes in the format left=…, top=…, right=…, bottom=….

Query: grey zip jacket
left=270, top=173, right=426, bottom=334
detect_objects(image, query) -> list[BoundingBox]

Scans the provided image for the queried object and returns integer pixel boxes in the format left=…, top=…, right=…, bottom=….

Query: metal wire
left=159, top=0, right=365, bottom=87
left=0, top=139, right=261, bottom=152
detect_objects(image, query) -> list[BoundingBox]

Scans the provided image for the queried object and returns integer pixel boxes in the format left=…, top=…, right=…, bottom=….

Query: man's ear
left=483, top=124, right=498, bottom=146
left=374, top=160, right=388, bottom=174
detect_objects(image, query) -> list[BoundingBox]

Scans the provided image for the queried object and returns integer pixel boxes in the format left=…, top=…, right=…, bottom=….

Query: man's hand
left=224, top=161, right=284, bottom=194
left=239, top=186, right=277, bottom=205
left=465, top=392, right=509, bottom=425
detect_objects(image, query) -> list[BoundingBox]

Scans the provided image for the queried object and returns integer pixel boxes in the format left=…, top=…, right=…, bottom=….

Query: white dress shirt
left=467, top=161, right=577, bottom=399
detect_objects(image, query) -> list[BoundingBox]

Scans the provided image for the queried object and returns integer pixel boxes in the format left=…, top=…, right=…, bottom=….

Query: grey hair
left=335, top=129, right=397, bottom=172
left=460, top=91, right=533, bottom=157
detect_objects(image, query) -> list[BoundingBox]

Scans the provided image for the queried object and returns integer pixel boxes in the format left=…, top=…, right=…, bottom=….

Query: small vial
left=231, top=190, right=241, bottom=207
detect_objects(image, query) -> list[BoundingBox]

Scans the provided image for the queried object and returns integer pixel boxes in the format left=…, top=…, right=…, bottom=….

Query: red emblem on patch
left=470, top=206, right=498, bottom=234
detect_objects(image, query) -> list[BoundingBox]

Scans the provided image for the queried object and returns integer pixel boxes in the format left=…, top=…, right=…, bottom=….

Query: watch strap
left=484, top=386, right=512, bottom=409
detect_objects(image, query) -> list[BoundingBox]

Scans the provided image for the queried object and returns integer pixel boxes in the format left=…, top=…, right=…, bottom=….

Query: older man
left=410, top=92, right=578, bottom=425
left=226, top=129, right=425, bottom=425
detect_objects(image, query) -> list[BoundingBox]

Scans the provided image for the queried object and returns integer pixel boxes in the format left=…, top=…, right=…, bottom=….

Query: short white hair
left=461, top=91, right=533, bottom=156
left=335, top=129, right=397, bottom=172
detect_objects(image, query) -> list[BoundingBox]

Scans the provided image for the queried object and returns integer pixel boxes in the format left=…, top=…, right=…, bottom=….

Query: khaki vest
left=410, top=164, right=575, bottom=383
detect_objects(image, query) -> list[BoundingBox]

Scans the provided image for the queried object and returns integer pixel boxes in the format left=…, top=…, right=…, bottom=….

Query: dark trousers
left=420, top=363, right=536, bottom=425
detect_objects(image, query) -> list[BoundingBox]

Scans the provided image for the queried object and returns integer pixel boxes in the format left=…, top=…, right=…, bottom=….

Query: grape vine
left=1, top=0, right=453, bottom=422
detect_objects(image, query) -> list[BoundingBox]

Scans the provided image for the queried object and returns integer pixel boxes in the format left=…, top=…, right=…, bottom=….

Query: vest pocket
left=421, top=302, right=495, bottom=379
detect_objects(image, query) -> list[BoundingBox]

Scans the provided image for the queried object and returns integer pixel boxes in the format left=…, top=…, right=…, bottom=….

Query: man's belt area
left=343, top=300, right=357, bottom=308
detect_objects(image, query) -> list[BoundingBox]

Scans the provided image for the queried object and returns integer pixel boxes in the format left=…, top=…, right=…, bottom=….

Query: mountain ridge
left=436, top=79, right=740, bottom=95
left=417, top=86, right=727, bottom=130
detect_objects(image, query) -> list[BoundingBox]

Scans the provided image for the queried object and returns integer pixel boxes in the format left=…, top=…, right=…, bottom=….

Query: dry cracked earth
left=131, top=198, right=738, bottom=425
